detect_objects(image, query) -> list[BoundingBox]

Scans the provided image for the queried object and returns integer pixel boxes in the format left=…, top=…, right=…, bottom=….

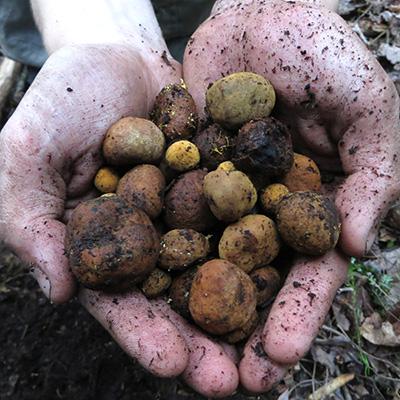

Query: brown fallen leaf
left=361, top=312, right=400, bottom=346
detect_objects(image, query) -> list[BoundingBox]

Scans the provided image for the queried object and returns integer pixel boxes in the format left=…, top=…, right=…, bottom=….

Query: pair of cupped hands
left=0, top=0, right=399, bottom=397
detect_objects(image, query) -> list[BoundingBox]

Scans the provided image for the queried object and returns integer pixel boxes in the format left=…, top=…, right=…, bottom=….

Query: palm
left=183, top=0, right=400, bottom=392
left=0, top=43, right=243, bottom=397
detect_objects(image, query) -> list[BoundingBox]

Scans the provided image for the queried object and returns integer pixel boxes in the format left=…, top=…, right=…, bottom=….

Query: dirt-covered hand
left=0, top=44, right=238, bottom=397
left=183, top=0, right=400, bottom=392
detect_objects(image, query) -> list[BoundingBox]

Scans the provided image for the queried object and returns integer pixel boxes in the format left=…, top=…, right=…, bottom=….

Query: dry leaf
left=361, top=313, right=400, bottom=346
left=311, top=345, right=337, bottom=374
left=332, top=303, right=351, bottom=331
left=379, top=43, right=400, bottom=64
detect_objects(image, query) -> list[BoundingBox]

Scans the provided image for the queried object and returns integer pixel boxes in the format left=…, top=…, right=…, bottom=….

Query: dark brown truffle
left=233, top=117, right=294, bottom=177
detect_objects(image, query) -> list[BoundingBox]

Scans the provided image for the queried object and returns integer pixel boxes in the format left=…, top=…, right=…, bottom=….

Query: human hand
left=0, top=44, right=239, bottom=397
left=183, top=0, right=400, bottom=392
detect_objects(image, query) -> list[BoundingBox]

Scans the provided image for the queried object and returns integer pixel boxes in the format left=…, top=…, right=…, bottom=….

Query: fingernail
left=30, top=266, right=51, bottom=299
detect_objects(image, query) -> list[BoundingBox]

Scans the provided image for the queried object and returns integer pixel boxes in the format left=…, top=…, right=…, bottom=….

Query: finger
left=16, top=217, right=76, bottom=303
left=218, top=341, right=240, bottom=365
left=66, top=151, right=102, bottom=197
left=152, top=300, right=239, bottom=398
left=80, top=289, right=189, bottom=378
left=263, top=250, right=348, bottom=364
left=239, top=325, right=288, bottom=393
left=63, top=188, right=99, bottom=223
left=336, top=168, right=400, bottom=257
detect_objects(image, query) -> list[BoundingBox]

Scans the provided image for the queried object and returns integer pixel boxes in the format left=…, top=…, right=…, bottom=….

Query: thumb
left=336, top=168, right=399, bottom=257
left=12, top=217, right=76, bottom=303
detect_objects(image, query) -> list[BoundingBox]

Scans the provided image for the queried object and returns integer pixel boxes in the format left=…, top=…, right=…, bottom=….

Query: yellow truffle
left=260, top=183, right=290, bottom=214
left=206, top=72, right=276, bottom=130
left=94, top=167, right=119, bottom=193
left=165, top=140, right=200, bottom=171
left=217, top=161, right=236, bottom=172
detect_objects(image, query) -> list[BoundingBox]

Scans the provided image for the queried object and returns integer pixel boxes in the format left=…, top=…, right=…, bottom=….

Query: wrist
left=31, top=0, right=171, bottom=58
left=211, top=0, right=339, bottom=15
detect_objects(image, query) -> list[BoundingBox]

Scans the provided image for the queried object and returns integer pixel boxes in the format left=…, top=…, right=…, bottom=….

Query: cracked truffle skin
left=233, top=117, right=294, bottom=177
left=65, top=196, right=160, bottom=290
left=189, top=259, right=257, bottom=335
left=276, top=191, right=341, bottom=255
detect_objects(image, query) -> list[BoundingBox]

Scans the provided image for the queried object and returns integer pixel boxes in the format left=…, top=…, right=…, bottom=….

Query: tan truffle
left=141, top=268, right=172, bottom=299
left=150, top=82, right=198, bottom=141
left=276, top=191, right=341, bottom=255
left=164, top=169, right=217, bottom=232
left=203, top=162, right=257, bottom=222
left=281, top=153, right=321, bottom=192
left=219, top=214, right=281, bottom=273
left=116, top=164, right=166, bottom=219
left=159, top=229, right=210, bottom=271
left=103, top=117, right=165, bottom=166
left=65, top=196, right=160, bottom=290
left=189, top=259, right=257, bottom=335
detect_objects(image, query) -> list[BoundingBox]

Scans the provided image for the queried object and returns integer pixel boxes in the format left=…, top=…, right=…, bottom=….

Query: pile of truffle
left=66, top=72, right=341, bottom=343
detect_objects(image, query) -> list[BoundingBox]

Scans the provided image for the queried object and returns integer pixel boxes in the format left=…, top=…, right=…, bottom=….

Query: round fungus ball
left=250, top=266, right=281, bottom=306
left=260, top=183, right=290, bottom=214
left=150, top=82, right=198, bottom=141
left=94, top=167, right=120, bottom=193
left=159, top=229, right=210, bottom=270
left=116, top=164, right=166, bottom=219
left=203, top=162, right=257, bottom=222
left=281, top=153, right=322, bottom=192
left=206, top=72, right=276, bottom=130
left=164, top=169, right=217, bottom=232
left=169, top=266, right=198, bottom=319
left=103, top=117, right=165, bottom=166
left=224, top=310, right=259, bottom=344
left=219, top=214, right=281, bottom=273
left=65, top=196, right=160, bottom=290
left=165, top=140, right=200, bottom=171
left=141, top=268, right=172, bottom=299
left=192, top=124, right=233, bottom=171
left=189, top=259, right=257, bottom=335
left=276, top=191, right=341, bottom=255
left=233, top=117, right=294, bottom=177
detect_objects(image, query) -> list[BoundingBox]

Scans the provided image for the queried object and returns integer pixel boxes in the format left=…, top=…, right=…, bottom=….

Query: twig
left=307, top=373, right=355, bottom=400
